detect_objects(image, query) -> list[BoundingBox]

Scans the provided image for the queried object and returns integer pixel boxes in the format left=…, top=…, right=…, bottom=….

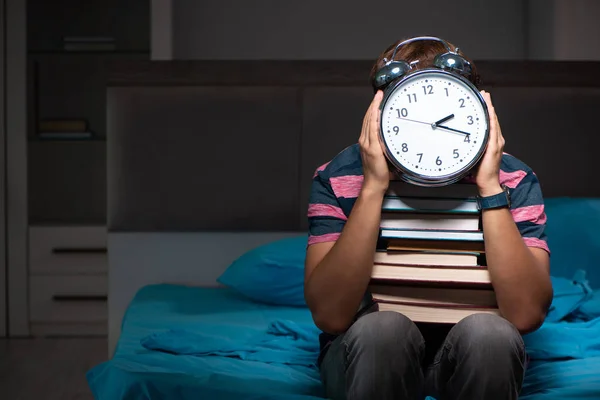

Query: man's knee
left=453, top=313, right=525, bottom=362
left=345, top=311, right=424, bottom=358
left=430, top=314, right=526, bottom=400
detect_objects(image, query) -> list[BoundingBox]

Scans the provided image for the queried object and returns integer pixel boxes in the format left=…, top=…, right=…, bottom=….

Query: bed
left=89, top=61, right=600, bottom=399
left=88, top=284, right=325, bottom=399
left=87, top=205, right=600, bottom=400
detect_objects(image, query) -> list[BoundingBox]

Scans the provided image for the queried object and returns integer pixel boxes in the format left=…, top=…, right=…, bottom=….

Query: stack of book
left=370, top=180, right=499, bottom=324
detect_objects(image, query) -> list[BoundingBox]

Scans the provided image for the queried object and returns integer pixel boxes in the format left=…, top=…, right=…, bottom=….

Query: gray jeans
left=319, top=311, right=527, bottom=400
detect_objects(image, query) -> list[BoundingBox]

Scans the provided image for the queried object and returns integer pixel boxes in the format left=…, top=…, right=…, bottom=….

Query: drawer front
left=29, top=226, right=107, bottom=275
left=29, top=276, right=107, bottom=323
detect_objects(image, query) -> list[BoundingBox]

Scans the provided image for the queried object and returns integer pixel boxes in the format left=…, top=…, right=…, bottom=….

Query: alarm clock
left=372, top=36, right=490, bottom=187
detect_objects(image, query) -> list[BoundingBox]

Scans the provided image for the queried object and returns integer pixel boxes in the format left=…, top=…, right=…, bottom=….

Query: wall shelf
left=26, top=0, right=150, bottom=231
left=29, top=50, right=150, bottom=56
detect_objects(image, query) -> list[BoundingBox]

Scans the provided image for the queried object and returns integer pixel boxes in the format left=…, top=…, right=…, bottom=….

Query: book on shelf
left=63, top=43, right=117, bottom=52
left=38, top=132, right=93, bottom=140
left=371, top=264, right=491, bottom=286
left=62, top=36, right=116, bottom=52
left=386, top=180, right=478, bottom=199
left=62, top=36, right=115, bottom=43
left=37, top=119, right=93, bottom=140
left=39, top=119, right=88, bottom=132
left=380, top=212, right=480, bottom=231
left=376, top=302, right=500, bottom=324
left=374, top=250, right=479, bottom=267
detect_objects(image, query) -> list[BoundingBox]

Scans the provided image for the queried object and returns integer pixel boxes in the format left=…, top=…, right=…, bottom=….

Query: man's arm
left=305, top=187, right=385, bottom=334
left=481, top=204, right=552, bottom=333
left=304, top=90, right=389, bottom=334
left=476, top=91, right=552, bottom=334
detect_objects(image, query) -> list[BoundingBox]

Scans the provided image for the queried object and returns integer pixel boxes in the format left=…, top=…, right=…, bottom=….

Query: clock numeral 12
left=422, top=85, right=433, bottom=95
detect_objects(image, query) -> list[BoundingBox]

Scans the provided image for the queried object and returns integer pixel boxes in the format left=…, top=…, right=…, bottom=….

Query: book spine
left=386, top=245, right=486, bottom=254
left=381, top=228, right=484, bottom=241
left=373, top=298, right=498, bottom=310
left=386, top=181, right=478, bottom=199
left=382, top=197, right=479, bottom=214
left=374, top=261, right=482, bottom=268
left=379, top=214, right=480, bottom=231
left=38, top=132, right=93, bottom=140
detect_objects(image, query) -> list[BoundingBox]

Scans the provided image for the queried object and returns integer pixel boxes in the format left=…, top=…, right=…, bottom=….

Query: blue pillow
left=217, top=235, right=309, bottom=307
left=545, top=197, right=600, bottom=288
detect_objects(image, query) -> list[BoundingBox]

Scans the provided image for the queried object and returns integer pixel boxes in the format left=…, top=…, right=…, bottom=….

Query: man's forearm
left=305, top=187, right=384, bottom=333
left=482, top=207, right=553, bottom=332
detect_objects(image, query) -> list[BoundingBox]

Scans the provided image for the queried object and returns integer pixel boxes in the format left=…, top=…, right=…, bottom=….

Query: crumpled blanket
left=141, top=319, right=321, bottom=369
left=543, top=270, right=596, bottom=323
left=139, top=271, right=600, bottom=399
left=520, top=270, right=600, bottom=399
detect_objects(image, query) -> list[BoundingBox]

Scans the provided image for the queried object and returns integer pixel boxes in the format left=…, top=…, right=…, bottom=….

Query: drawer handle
left=52, top=247, right=107, bottom=254
left=52, top=294, right=107, bottom=302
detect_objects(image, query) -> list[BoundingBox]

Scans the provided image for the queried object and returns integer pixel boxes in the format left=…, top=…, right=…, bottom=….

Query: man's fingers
left=493, top=107, right=505, bottom=144
left=487, top=92, right=504, bottom=146
left=363, top=106, right=371, bottom=147
left=371, top=91, right=383, bottom=125
left=359, top=116, right=369, bottom=147
left=495, top=113, right=504, bottom=146
left=361, top=91, right=381, bottom=146
left=368, top=91, right=384, bottom=145
left=481, top=90, right=505, bottom=153
left=359, top=119, right=367, bottom=146
left=481, top=90, right=498, bottom=144
left=359, top=100, right=371, bottom=143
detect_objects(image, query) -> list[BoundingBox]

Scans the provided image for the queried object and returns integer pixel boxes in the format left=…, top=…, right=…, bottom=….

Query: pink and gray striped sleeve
left=500, top=158, right=550, bottom=254
left=307, top=165, right=349, bottom=246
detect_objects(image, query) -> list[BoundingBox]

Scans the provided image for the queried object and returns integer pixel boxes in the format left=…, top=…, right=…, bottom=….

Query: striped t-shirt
left=307, top=143, right=549, bottom=359
left=308, top=142, right=549, bottom=252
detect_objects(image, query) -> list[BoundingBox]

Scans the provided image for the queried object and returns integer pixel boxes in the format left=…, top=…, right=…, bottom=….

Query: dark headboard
left=107, top=61, right=600, bottom=232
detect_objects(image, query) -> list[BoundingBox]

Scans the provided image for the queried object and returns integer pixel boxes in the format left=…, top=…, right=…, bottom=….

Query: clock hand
left=396, top=116, right=471, bottom=136
left=431, top=114, right=454, bottom=128
left=436, top=124, right=471, bottom=136
left=396, top=117, right=431, bottom=126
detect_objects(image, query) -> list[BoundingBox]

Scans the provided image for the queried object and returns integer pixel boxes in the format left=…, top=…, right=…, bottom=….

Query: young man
left=304, top=38, right=553, bottom=400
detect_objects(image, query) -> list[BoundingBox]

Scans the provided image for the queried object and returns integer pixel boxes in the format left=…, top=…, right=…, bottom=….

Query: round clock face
left=380, top=69, right=489, bottom=186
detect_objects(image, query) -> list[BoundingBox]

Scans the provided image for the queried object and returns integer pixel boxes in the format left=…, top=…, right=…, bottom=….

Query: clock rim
left=378, top=68, right=490, bottom=187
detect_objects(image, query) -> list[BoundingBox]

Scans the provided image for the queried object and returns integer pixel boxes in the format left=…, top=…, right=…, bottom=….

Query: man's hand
left=359, top=90, right=391, bottom=194
left=475, top=91, right=505, bottom=197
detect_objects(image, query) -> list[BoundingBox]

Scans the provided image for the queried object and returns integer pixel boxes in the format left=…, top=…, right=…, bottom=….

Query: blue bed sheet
left=87, top=285, right=326, bottom=399
left=519, top=272, right=600, bottom=399
left=88, top=274, right=600, bottom=400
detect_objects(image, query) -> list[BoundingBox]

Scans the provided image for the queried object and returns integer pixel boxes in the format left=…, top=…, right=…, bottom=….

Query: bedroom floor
left=0, top=337, right=107, bottom=400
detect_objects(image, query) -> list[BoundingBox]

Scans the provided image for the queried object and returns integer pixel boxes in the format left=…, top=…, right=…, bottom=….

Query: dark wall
left=106, top=61, right=600, bottom=232
left=171, top=0, right=526, bottom=60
